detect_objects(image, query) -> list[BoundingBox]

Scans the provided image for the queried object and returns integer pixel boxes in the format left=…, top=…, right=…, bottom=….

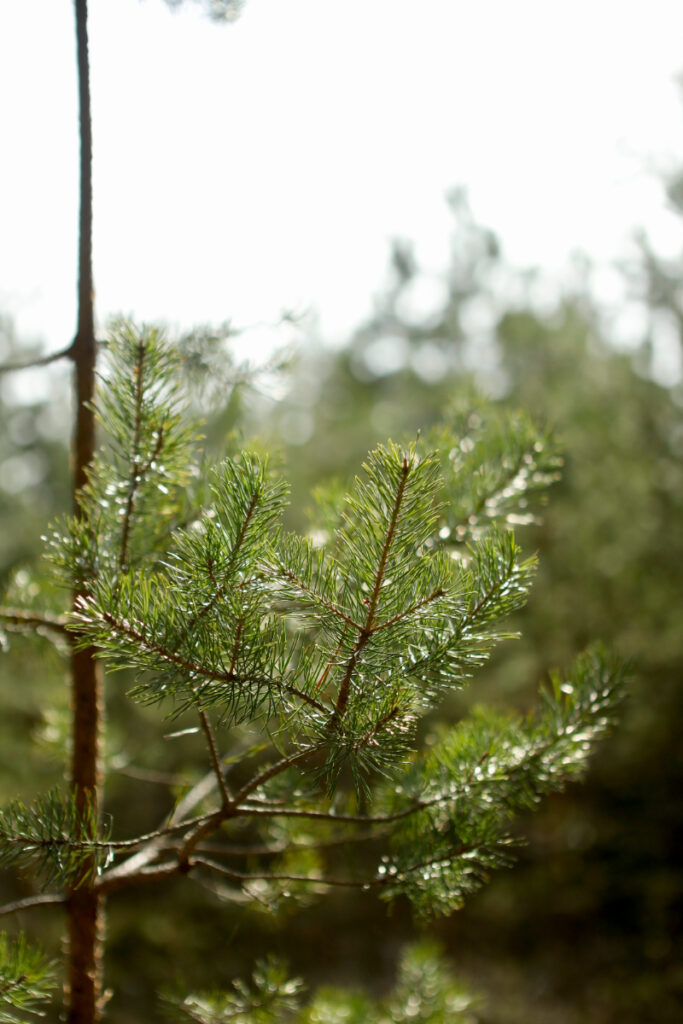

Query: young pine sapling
left=0, top=325, right=623, bottom=1022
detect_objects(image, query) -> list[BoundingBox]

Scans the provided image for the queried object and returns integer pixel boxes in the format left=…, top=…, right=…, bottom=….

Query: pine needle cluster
left=0, top=933, right=55, bottom=1023
left=165, top=943, right=477, bottom=1024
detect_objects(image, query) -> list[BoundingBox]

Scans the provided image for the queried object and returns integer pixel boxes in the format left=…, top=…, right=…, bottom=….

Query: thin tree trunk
left=67, top=2, right=104, bottom=1021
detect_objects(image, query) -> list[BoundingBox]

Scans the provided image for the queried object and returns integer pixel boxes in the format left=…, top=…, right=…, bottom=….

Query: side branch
left=238, top=800, right=428, bottom=825
left=373, top=587, right=445, bottom=633
left=0, top=892, right=65, bottom=918
left=0, top=342, right=74, bottom=375
left=197, top=709, right=232, bottom=806
left=177, top=747, right=321, bottom=867
left=93, top=608, right=246, bottom=683
left=0, top=607, right=71, bottom=636
left=277, top=564, right=362, bottom=630
left=282, top=683, right=328, bottom=715
left=185, top=491, right=259, bottom=634
left=335, top=456, right=411, bottom=717
left=193, top=856, right=385, bottom=890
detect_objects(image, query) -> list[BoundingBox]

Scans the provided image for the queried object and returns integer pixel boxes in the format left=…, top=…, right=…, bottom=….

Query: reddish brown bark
left=67, top=2, right=105, bottom=1022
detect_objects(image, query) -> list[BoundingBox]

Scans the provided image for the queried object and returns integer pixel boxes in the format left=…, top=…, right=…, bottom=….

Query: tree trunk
left=67, top=2, right=104, bottom=1021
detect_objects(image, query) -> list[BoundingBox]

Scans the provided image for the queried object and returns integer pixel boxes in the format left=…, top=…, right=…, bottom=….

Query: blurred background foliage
left=0, top=180, right=681, bottom=1022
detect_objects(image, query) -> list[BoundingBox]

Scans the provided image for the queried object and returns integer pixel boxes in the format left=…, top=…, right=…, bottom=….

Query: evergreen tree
left=0, top=323, right=623, bottom=1022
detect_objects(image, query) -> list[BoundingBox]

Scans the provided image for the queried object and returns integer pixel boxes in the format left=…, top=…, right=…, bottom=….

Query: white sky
left=1, top=0, right=683, bottom=362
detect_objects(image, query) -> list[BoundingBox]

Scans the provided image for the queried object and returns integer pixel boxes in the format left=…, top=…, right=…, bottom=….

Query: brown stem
left=335, top=456, right=411, bottom=718
left=177, top=747, right=320, bottom=868
left=67, top=3, right=104, bottom=1022
left=197, top=709, right=232, bottom=806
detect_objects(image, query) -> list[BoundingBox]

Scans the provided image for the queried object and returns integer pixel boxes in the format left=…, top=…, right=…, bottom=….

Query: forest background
left=0, top=2, right=681, bottom=1023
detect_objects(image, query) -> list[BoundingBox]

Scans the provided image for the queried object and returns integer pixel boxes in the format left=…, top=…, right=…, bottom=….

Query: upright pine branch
left=67, top=2, right=104, bottom=1021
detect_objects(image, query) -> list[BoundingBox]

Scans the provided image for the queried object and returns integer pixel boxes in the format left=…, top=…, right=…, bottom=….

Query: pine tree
left=0, top=3, right=624, bottom=1021
left=0, top=323, right=623, bottom=1022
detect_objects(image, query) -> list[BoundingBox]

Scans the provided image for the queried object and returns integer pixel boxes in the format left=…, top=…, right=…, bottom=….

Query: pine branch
left=335, top=454, right=411, bottom=717
left=0, top=790, right=109, bottom=888
left=86, top=606, right=246, bottom=685
left=175, top=747, right=322, bottom=869
left=237, top=800, right=428, bottom=826
left=193, top=856, right=381, bottom=890
left=182, top=491, right=259, bottom=637
left=97, top=860, right=181, bottom=895
left=166, top=829, right=381, bottom=859
left=192, top=842, right=479, bottom=892
left=0, top=933, right=56, bottom=1021
left=276, top=563, right=362, bottom=630
left=281, top=684, right=328, bottom=715
left=230, top=747, right=321, bottom=807
left=372, top=587, right=445, bottom=633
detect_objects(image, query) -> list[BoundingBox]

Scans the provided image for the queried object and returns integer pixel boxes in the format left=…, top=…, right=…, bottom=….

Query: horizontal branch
left=97, top=860, right=181, bottom=895
left=0, top=607, right=71, bottom=636
left=0, top=892, right=65, bottom=917
left=238, top=799, right=428, bottom=825
left=95, top=609, right=284, bottom=699
left=0, top=342, right=74, bottom=375
left=193, top=856, right=384, bottom=890
left=165, top=828, right=381, bottom=859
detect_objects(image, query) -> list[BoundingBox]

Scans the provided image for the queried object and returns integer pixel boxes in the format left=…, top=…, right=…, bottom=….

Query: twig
left=282, top=683, right=328, bottom=715
left=335, top=455, right=411, bottom=717
left=237, top=801, right=428, bottom=825
left=97, top=860, right=181, bottom=895
left=372, top=587, right=445, bottom=633
left=230, top=746, right=319, bottom=807
left=0, top=892, right=65, bottom=917
left=0, top=607, right=71, bottom=636
left=197, top=708, right=232, bottom=806
left=277, top=563, right=362, bottom=630
left=0, top=343, right=74, bottom=375
left=165, top=828, right=381, bottom=858
left=176, top=746, right=320, bottom=868
left=193, top=856, right=384, bottom=890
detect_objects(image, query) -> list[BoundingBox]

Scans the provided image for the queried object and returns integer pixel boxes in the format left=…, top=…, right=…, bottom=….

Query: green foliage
left=166, top=957, right=303, bottom=1023
left=48, top=323, right=201, bottom=588
left=33, top=325, right=621, bottom=916
left=425, top=400, right=562, bottom=545
left=0, top=933, right=55, bottom=1023
left=169, top=943, right=478, bottom=1024
left=0, top=322, right=624, bottom=1018
left=0, top=789, right=110, bottom=888
left=377, top=646, right=623, bottom=916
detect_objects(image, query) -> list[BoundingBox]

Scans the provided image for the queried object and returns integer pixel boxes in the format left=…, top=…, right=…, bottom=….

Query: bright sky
left=1, top=0, right=683, bottom=363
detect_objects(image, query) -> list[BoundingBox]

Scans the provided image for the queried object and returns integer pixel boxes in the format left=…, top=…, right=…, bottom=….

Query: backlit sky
left=1, top=0, right=683, bottom=365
